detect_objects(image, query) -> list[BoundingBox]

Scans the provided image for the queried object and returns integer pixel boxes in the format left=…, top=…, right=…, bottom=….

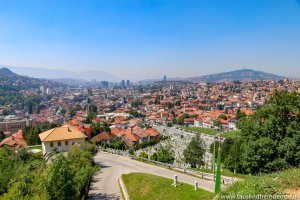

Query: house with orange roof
left=91, top=132, right=114, bottom=144
left=0, top=130, right=26, bottom=148
left=39, top=125, right=87, bottom=155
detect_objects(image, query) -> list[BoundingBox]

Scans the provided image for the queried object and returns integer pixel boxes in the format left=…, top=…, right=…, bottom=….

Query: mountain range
left=186, top=69, right=285, bottom=82
left=0, top=65, right=286, bottom=84
left=0, top=64, right=117, bottom=82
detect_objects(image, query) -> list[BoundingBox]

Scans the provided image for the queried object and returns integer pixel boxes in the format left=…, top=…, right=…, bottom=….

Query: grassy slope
left=219, top=130, right=240, bottom=139
left=220, top=168, right=300, bottom=199
left=179, top=126, right=216, bottom=135
left=122, top=173, right=215, bottom=200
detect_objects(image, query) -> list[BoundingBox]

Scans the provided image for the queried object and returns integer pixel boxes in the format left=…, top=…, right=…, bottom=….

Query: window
left=65, top=141, right=68, bottom=146
left=58, top=141, right=61, bottom=146
left=50, top=142, right=54, bottom=147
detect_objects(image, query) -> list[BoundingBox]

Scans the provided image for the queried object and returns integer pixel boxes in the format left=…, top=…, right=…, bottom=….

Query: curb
left=118, top=176, right=130, bottom=200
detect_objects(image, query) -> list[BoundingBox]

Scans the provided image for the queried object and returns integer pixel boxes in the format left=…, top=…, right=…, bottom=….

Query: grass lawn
left=122, top=173, right=215, bottom=200
left=179, top=126, right=217, bottom=135
left=219, top=130, right=240, bottom=139
left=219, top=168, right=300, bottom=199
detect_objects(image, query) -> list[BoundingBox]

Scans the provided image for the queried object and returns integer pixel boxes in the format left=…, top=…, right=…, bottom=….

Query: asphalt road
left=88, top=151, right=215, bottom=200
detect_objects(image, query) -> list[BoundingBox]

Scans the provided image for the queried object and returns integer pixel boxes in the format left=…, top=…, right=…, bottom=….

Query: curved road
left=88, top=151, right=215, bottom=200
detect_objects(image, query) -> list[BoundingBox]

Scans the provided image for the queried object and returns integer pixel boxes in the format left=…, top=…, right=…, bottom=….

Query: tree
left=0, top=131, right=4, bottom=141
left=86, top=112, right=97, bottom=124
left=157, top=145, right=175, bottom=164
left=236, top=109, right=246, bottom=121
left=69, top=108, right=76, bottom=118
left=175, top=101, right=181, bottom=106
left=167, top=122, right=173, bottom=127
left=177, top=116, right=185, bottom=125
left=88, top=104, right=98, bottom=113
left=236, top=91, right=300, bottom=174
left=139, top=152, right=148, bottom=159
left=219, top=114, right=228, bottom=120
left=131, top=99, right=143, bottom=108
left=25, top=127, right=41, bottom=145
left=150, top=152, right=158, bottom=161
left=43, top=155, right=78, bottom=200
left=183, top=135, right=205, bottom=168
left=214, top=120, right=222, bottom=130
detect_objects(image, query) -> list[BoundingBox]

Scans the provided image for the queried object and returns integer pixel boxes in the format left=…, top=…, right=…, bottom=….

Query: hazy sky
left=0, top=0, right=300, bottom=80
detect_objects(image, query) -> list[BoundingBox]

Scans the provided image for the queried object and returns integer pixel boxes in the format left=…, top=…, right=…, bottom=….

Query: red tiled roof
left=0, top=130, right=26, bottom=148
left=145, top=128, right=160, bottom=137
left=91, top=132, right=114, bottom=142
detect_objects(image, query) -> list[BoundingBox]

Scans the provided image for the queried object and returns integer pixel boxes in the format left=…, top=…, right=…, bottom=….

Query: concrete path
left=88, top=151, right=215, bottom=200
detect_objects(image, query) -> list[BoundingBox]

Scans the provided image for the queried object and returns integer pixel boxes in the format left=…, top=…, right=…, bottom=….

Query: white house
left=39, top=125, right=87, bottom=155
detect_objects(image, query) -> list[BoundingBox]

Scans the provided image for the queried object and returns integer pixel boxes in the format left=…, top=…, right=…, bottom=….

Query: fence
left=101, top=148, right=235, bottom=185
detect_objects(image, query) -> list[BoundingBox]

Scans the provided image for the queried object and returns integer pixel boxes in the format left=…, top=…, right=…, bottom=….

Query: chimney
left=68, top=126, right=71, bottom=132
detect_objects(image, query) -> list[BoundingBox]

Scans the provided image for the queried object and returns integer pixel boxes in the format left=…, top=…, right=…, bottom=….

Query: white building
left=39, top=125, right=87, bottom=155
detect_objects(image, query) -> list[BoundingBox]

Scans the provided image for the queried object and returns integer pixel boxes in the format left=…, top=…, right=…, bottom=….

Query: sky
left=0, top=0, right=300, bottom=80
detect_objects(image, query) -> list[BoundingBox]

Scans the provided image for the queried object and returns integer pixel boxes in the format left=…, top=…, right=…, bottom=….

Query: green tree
left=90, top=122, right=110, bottom=138
left=214, top=120, right=222, bottom=130
left=237, top=91, right=300, bottom=174
left=183, top=135, right=205, bottom=168
left=0, top=131, right=5, bottom=141
left=139, top=151, right=148, bottom=159
left=157, top=145, right=175, bottom=164
left=43, top=155, right=77, bottom=200
left=25, top=127, right=41, bottom=145
left=236, top=108, right=246, bottom=121
left=219, top=114, right=228, bottom=120
left=150, top=152, right=158, bottom=161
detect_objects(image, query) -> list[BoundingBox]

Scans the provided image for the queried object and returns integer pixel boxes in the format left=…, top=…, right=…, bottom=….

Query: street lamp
left=234, top=132, right=239, bottom=175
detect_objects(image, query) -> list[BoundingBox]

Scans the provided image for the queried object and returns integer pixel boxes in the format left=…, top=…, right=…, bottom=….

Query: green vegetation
left=234, top=91, right=300, bottom=174
left=183, top=135, right=205, bottom=168
left=139, top=151, right=148, bottom=159
left=101, top=137, right=125, bottom=150
left=179, top=126, right=216, bottom=135
left=122, top=173, right=215, bottom=200
left=193, top=167, right=247, bottom=179
left=156, top=145, right=175, bottom=164
left=131, top=99, right=143, bottom=108
left=219, top=130, right=240, bottom=139
left=0, top=147, right=42, bottom=195
left=24, top=127, right=42, bottom=145
left=219, top=168, right=300, bottom=199
left=0, top=143, right=98, bottom=200
left=90, top=121, right=110, bottom=138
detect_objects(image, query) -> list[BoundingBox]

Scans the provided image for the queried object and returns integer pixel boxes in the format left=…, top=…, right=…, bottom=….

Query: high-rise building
left=121, top=80, right=126, bottom=88
left=163, top=75, right=167, bottom=82
left=100, top=81, right=109, bottom=88
left=126, top=80, right=130, bottom=88
left=39, top=85, right=45, bottom=93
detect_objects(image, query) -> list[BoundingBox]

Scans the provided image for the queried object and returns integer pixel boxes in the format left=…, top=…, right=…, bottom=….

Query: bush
left=139, top=152, right=148, bottom=159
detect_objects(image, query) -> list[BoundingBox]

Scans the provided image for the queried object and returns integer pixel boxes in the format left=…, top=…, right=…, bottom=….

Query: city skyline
left=0, top=0, right=300, bottom=79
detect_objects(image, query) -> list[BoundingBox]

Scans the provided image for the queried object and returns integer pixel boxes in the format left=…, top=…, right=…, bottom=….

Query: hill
left=187, top=69, right=284, bottom=82
left=0, top=67, right=64, bottom=96
left=0, top=68, right=16, bottom=76
left=0, top=64, right=117, bottom=81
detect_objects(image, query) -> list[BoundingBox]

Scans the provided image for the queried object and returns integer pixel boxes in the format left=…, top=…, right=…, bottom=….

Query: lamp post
left=234, top=132, right=239, bottom=175
left=213, top=136, right=216, bottom=182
